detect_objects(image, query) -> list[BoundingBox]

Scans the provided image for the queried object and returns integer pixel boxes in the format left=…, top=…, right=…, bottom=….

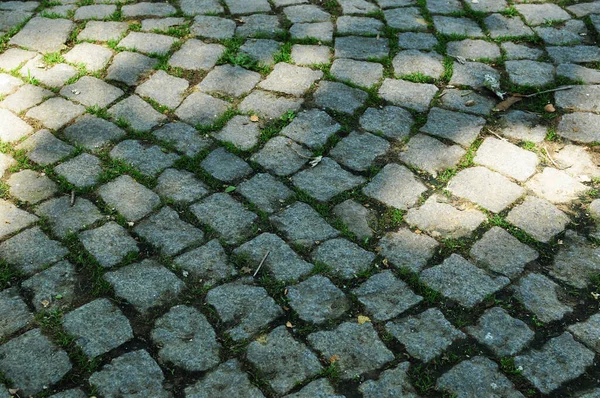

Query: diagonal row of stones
left=0, top=0, right=600, bottom=397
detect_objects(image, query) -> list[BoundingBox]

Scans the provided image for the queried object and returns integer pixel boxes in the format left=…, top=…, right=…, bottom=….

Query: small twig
left=253, top=251, right=270, bottom=277
left=544, top=146, right=562, bottom=169
left=70, top=190, right=75, bottom=207
left=523, top=85, right=574, bottom=98
left=486, top=128, right=507, bottom=142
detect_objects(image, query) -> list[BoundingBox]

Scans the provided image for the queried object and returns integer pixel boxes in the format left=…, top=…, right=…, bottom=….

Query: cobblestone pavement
left=1, top=0, right=600, bottom=397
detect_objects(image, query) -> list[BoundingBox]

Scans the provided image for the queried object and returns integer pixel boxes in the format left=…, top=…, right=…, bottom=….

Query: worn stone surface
left=206, top=280, right=282, bottom=341
left=447, top=167, right=525, bottom=213
left=63, top=298, right=133, bottom=358
left=152, top=305, right=220, bottom=371
left=1, top=3, right=597, bottom=394
left=105, top=259, right=185, bottom=313
left=515, top=333, right=594, bottom=394
left=247, top=326, right=322, bottom=394
left=468, top=307, right=534, bottom=356
left=405, top=195, right=486, bottom=238
left=308, top=322, right=394, bottom=380
left=287, top=275, right=349, bottom=323
left=437, top=356, right=524, bottom=398
left=191, top=193, right=257, bottom=244
left=0, top=288, right=32, bottom=339
left=98, top=175, right=160, bottom=222
left=513, top=273, right=572, bottom=323
left=80, top=221, right=138, bottom=268
left=421, top=254, right=510, bottom=308
left=400, top=133, right=465, bottom=177
left=89, top=350, right=168, bottom=398
left=135, top=207, right=204, bottom=256
left=386, top=308, right=465, bottom=362
left=185, top=359, right=266, bottom=398
left=379, top=78, right=437, bottom=111
left=550, top=230, right=600, bottom=289
left=234, top=233, right=313, bottom=281
left=174, top=239, right=236, bottom=286
left=363, top=163, right=427, bottom=210
left=470, top=227, right=538, bottom=279
left=270, top=202, right=339, bottom=248
left=360, top=105, right=413, bottom=139
left=353, top=270, right=422, bottom=321
left=0, top=226, right=67, bottom=276
left=292, top=157, right=366, bottom=202
left=0, top=329, right=72, bottom=396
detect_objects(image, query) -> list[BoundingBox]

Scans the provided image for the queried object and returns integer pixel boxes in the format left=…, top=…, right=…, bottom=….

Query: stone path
left=0, top=0, right=599, bottom=397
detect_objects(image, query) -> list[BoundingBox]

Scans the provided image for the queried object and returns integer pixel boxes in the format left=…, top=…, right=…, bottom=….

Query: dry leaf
left=329, top=354, right=340, bottom=363
left=544, top=104, right=556, bottom=112
left=286, top=321, right=293, bottom=328
left=241, top=266, right=252, bottom=274
left=357, top=315, right=371, bottom=325
left=382, top=258, right=389, bottom=267
left=415, top=229, right=422, bottom=234
left=465, top=99, right=475, bottom=107
left=41, top=299, right=50, bottom=308
left=309, top=156, right=323, bottom=167
left=250, top=115, right=259, bottom=122
left=8, top=389, right=18, bottom=395
left=493, top=96, right=522, bottom=112
left=256, top=334, right=268, bottom=344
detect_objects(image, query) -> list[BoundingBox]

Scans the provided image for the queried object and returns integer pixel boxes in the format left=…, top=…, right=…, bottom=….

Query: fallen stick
left=253, top=251, right=270, bottom=277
